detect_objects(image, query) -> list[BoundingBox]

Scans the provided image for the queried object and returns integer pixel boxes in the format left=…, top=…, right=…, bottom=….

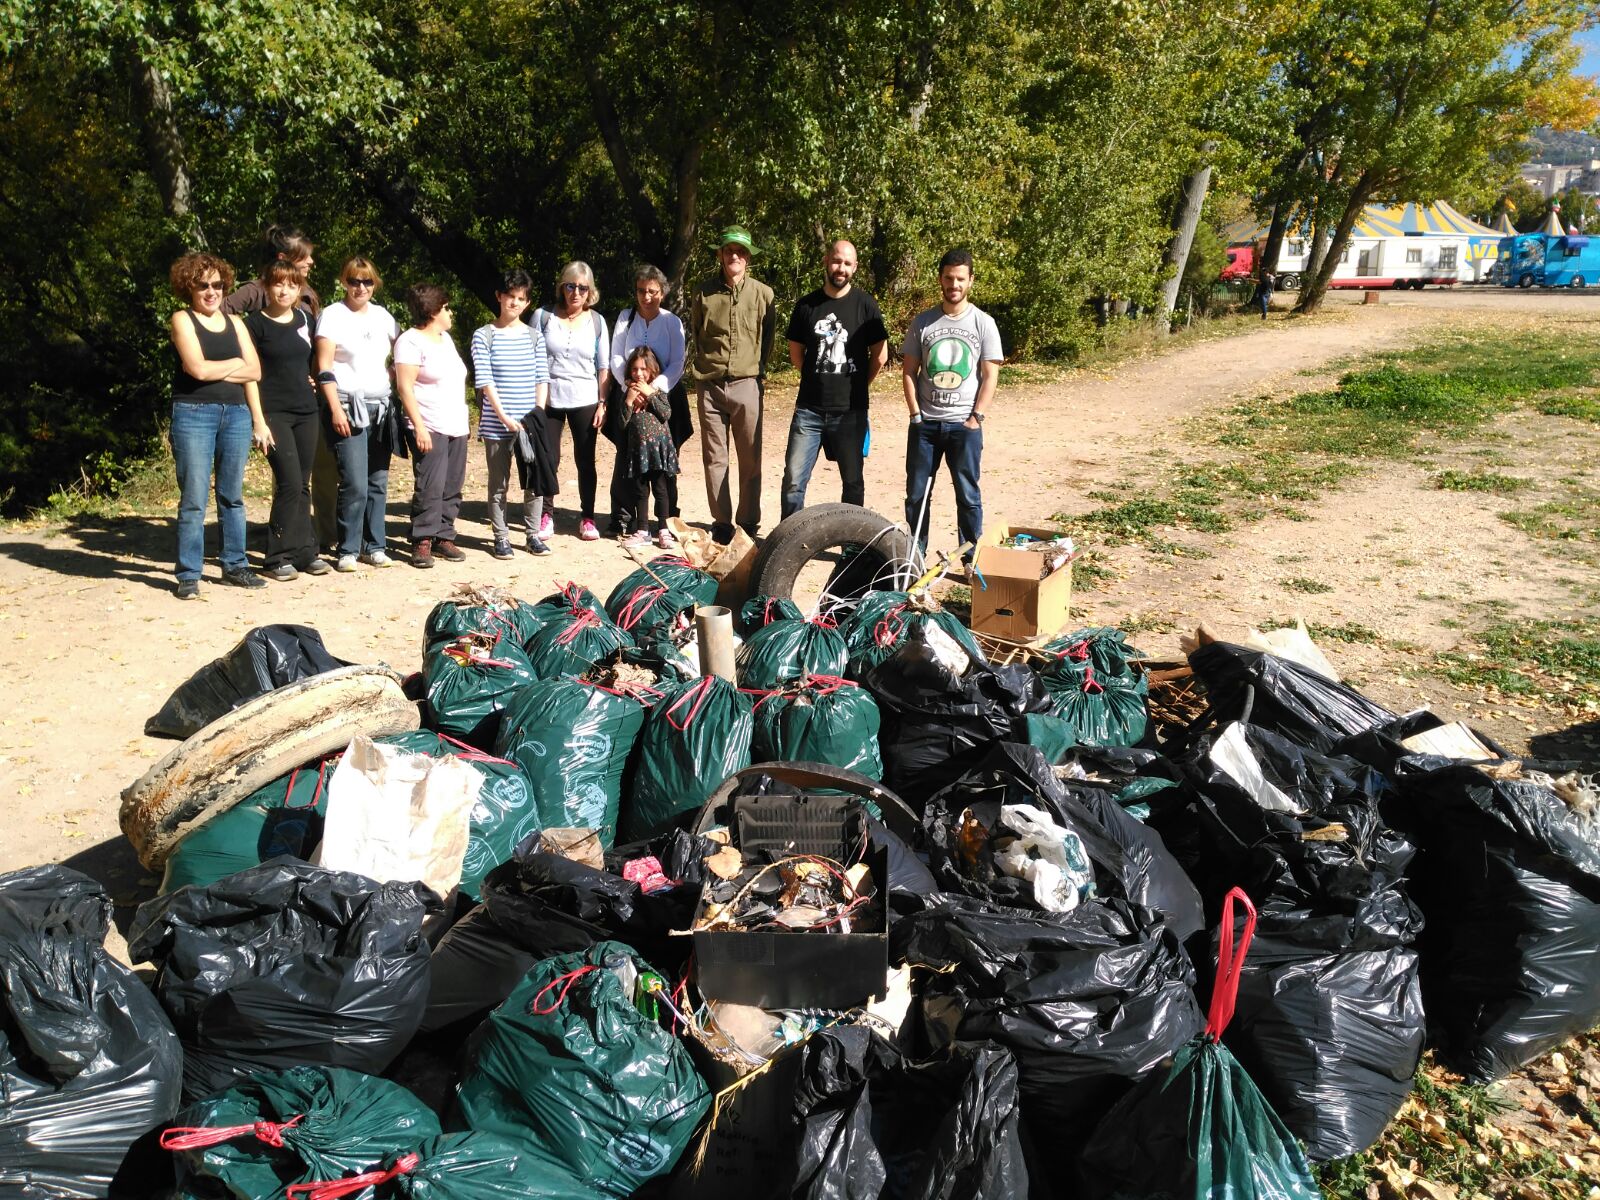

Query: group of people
left=164, top=224, right=1003, bottom=598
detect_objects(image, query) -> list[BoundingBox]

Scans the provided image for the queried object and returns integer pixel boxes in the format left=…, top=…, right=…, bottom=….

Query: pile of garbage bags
left=22, top=562, right=1599, bottom=1195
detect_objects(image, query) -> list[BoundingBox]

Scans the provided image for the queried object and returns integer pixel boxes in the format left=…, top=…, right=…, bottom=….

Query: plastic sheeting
left=145, top=625, right=346, bottom=739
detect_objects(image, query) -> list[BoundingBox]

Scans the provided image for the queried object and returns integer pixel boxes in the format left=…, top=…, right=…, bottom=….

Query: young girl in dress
left=619, top=346, right=680, bottom=549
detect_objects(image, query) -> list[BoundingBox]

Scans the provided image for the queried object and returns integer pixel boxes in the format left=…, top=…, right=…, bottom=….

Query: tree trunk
left=1259, top=196, right=1291, bottom=283
left=1158, top=142, right=1218, bottom=322
left=1296, top=174, right=1376, bottom=315
left=664, top=132, right=706, bottom=301
left=131, top=56, right=204, bottom=246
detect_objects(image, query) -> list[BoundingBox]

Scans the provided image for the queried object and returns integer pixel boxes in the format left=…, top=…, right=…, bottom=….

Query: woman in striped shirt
left=471, top=270, right=552, bottom=557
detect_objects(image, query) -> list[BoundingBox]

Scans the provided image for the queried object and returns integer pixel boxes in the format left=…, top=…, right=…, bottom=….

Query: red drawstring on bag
left=872, top=603, right=910, bottom=649
left=434, top=732, right=516, bottom=766
left=531, top=964, right=600, bottom=1015
left=160, top=1113, right=304, bottom=1151
left=286, top=1152, right=420, bottom=1200
left=617, top=585, right=667, bottom=632
left=803, top=674, right=854, bottom=696
left=665, top=676, right=716, bottom=730
left=809, top=613, right=839, bottom=629
left=1206, top=887, right=1257, bottom=1041
left=555, top=609, right=601, bottom=646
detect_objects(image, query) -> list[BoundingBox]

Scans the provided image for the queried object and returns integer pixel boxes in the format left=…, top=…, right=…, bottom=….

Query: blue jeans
left=905, top=418, right=982, bottom=551
left=324, top=405, right=393, bottom=557
left=781, top=407, right=866, bottom=520
left=170, top=401, right=252, bottom=581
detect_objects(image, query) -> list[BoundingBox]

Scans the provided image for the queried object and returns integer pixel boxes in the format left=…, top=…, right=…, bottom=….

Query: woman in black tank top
left=167, top=252, right=268, bottom=599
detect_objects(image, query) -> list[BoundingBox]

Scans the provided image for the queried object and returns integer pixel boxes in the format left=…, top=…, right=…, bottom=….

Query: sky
left=1580, top=29, right=1600, bottom=79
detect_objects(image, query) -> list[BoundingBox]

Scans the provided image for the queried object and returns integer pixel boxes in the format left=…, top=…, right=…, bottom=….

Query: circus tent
left=1225, top=201, right=1501, bottom=244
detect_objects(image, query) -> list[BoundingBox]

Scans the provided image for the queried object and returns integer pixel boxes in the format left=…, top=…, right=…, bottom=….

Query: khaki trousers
left=698, top=378, right=763, bottom=532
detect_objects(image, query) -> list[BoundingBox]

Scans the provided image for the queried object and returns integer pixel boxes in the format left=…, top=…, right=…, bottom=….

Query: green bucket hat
left=718, top=225, right=757, bottom=254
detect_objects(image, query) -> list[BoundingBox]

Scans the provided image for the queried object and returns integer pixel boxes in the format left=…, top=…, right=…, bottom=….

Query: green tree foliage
left=0, top=0, right=1588, bottom=510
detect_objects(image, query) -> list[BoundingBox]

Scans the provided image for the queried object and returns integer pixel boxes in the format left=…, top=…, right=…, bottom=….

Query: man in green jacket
left=690, top=225, right=775, bottom=543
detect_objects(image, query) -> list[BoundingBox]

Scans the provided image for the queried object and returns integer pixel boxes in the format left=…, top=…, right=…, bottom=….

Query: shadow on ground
left=1528, top=718, right=1600, bottom=770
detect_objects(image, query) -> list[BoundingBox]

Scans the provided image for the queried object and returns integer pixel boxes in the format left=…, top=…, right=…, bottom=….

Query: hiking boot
left=221, top=567, right=266, bottom=590
left=175, top=579, right=199, bottom=600
left=493, top=538, right=514, bottom=560
left=265, top=562, right=298, bottom=582
left=412, top=538, right=434, bottom=569
left=301, top=558, right=331, bottom=576
left=435, top=540, right=466, bottom=562
left=526, top=536, right=552, bottom=557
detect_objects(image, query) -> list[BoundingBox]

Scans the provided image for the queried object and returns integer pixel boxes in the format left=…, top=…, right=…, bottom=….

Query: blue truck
left=1498, top=232, right=1600, bottom=288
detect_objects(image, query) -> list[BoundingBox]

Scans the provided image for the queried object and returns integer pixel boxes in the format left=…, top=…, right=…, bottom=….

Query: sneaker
left=301, top=558, right=331, bottom=577
left=265, top=562, right=298, bottom=582
left=539, top=511, right=554, bottom=539
left=359, top=549, right=394, bottom=568
left=656, top=527, right=678, bottom=550
left=579, top=519, right=600, bottom=542
left=412, top=539, right=434, bottom=569
left=622, top=529, right=653, bottom=549
left=493, top=538, right=514, bottom=560
left=435, top=540, right=466, bottom=562
left=221, top=567, right=266, bottom=590
left=525, top=536, right=552, bottom=557
left=335, top=554, right=360, bottom=573
left=175, top=579, right=199, bottom=600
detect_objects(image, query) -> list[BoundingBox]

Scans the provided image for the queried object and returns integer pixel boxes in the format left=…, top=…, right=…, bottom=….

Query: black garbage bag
left=421, top=839, right=702, bottom=1032
left=1078, top=888, right=1321, bottom=1200
left=1391, top=757, right=1600, bottom=1082
left=921, top=743, right=1205, bottom=940
left=863, top=626, right=1051, bottom=807
left=128, top=860, right=434, bottom=1102
left=145, top=625, right=347, bottom=739
left=1183, top=642, right=1397, bottom=754
left=892, top=894, right=1203, bottom=1157
left=0, top=866, right=183, bottom=1197
left=673, top=1025, right=1028, bottom=1200
left=1153, top=723, right=1425, bottom=1159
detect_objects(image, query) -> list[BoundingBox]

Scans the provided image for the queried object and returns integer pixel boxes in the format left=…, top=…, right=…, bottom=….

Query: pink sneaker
left=539, top=511, right=554, bottom=539
left=623, top=530, right=653, bottom=549
left=656, top=527, right=678, bottom=550
left=579, top=518, right=600, bottom=542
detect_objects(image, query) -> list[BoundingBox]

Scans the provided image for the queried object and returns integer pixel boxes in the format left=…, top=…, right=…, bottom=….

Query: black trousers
left=263, top=409, right=319, bottom=569
left=410, top=432, right=468, bottom=542
left=634, top=471, right=673, bottom=532
left=543, top=404, right=599, bottom=518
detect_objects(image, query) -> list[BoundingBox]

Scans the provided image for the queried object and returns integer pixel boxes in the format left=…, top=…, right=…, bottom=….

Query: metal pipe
left=695, top=605, right=736, bottom=682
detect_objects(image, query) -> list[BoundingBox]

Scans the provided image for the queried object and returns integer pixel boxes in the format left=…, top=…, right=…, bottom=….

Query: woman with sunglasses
left=530, top=261, right=609, bottom=541
left=167, top=251, right=269, bottom=600
left=314, top=257, right=400, bottom=571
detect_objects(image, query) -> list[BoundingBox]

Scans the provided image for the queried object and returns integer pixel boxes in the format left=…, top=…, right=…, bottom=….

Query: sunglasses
left=196, top=280, right=224, bottom=293
left=346, top=278, right=375, bottom=289
left=562, top=282, right=591, bottom=293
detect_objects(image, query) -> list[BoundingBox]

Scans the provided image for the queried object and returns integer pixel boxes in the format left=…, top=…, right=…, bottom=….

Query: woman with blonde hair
left=313, top=256, right=399, bottom=571
left=167, top=251, right=269, bottom=599
left=530, top=260, right=609, bottom=541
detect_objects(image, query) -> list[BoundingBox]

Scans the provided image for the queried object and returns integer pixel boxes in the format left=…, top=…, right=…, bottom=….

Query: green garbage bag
left=381, top=731, right=538, bottom=901
left=750, top=676, right=883, bottom=781
left=452, top=942, right=710, bottom=1199
left=736, top=594, right=802, bottom=637
left=160, top=756, right=337, bottom=894
left=268, top=1134, right=548, bottom=1199
left=424, top=634, right=538, bottom=747
left=736, top=617, right=848, bottom=689
left=528, top=582, right=610, bottom=627
left=620, top=676, right=753, bottom=842
left=165, top=1065, right=440, bottom=1198
left=493, top=678, right=649, bottom=847
left=1020, top=712, right=1079, bottom=764
left=524, top=607, right=634, bottom=682
left=1077, top=889, right=1320, bottom=1200
left=605, top=580, right=700, bottom=644
left=839, top=590, right=984, bottom=678
left=606, top=557, right=718, bottom=613
left=1039, top=628, right=1149, bottom=747
left=424, top=589, right=544, bottom=654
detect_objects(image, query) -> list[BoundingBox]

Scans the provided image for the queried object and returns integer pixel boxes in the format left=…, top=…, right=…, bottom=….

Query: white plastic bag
left=1210, top=722, right=1304, bottom=815
left=315, top=735, right=480, bottom=898
left=995, top=803, right=1095, bottom=912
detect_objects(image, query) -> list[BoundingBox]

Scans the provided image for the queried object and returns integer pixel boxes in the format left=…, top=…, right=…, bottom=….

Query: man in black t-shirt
left=780, top=240, right=888, bottom=518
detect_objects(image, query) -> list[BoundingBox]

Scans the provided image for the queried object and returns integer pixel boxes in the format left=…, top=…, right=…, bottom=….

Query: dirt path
left=0, top=288, right=1584, bottom=912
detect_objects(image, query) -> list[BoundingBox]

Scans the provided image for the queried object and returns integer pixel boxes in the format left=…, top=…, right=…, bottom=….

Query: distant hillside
left=1522, top=126, right=1600, bottom=164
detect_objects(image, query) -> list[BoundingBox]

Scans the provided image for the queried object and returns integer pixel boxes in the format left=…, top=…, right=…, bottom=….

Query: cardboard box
left=968, top=523, right=1074, bottom=641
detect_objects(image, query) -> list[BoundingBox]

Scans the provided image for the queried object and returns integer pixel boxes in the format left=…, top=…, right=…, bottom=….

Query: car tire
left=120, top=665, right=420, bottom=870
left=749, top=504, right=917, bottom=602
left=1278, top=273, right=1300, bottom=291
left=1519, top=273, right=1536, bottom=288
left=1573, top=276, right=1586, bottom=289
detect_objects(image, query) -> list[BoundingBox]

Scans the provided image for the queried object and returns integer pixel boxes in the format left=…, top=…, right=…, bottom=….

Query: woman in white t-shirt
left=314, top=257, right=400, bottom=571
left=394, top=283, right=470, bottom=568
left=531, top=261, right=609, bottom=542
